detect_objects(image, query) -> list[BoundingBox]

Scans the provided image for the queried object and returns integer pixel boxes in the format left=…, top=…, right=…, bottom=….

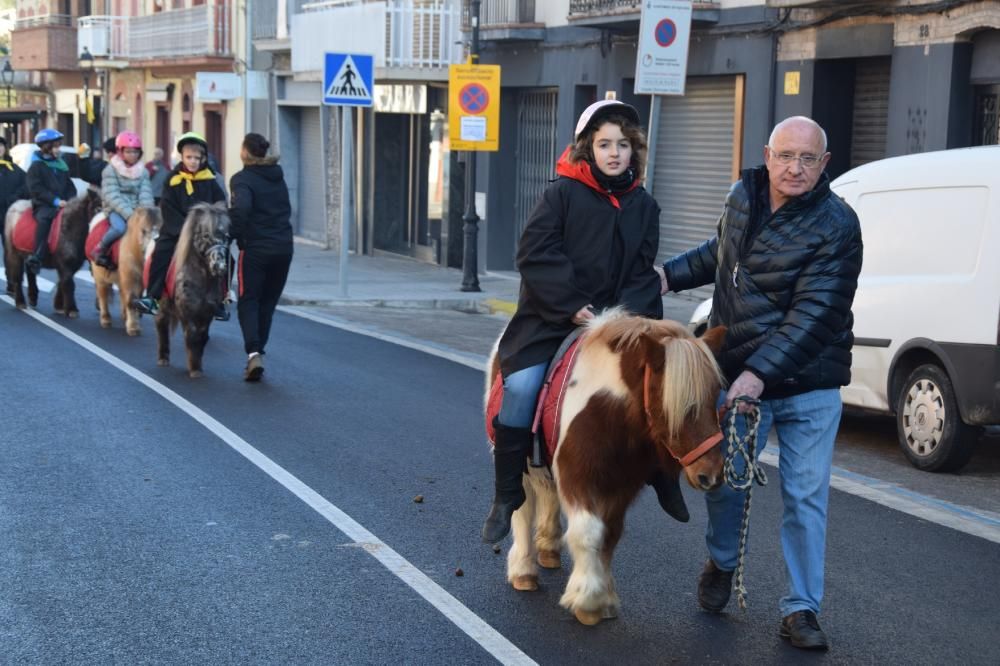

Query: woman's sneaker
left=244, top=353, right=264, bottom=382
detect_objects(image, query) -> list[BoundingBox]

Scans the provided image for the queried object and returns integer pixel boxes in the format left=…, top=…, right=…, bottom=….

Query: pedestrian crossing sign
left=323, top=53, right=374, bottom=107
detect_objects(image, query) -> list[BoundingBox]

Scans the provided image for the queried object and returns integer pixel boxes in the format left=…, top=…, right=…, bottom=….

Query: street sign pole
left=340, top=106, right=353, bottom=298
left=323, top=52, right=374, bottom=299
left=461, top=0, right=482, bottom=293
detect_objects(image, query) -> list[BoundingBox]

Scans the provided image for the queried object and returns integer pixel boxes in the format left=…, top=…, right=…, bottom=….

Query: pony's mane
left=586, top=307, right=724, bottom=438
left=174, top=203, right=220, bottom=271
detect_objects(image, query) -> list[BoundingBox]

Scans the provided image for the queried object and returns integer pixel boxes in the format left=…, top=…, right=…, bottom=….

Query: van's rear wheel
left=896, top=364, right=979, bottom=472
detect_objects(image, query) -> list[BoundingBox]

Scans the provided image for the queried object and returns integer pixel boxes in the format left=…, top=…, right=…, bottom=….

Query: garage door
left=513, top=89, right=559, bottom=246
left=652, top=75, right=743, bottom=302
left=297, top=107, right=327, bottom=242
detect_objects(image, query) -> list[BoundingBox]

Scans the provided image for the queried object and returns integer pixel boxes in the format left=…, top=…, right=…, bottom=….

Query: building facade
left=472, top=0, right=1000, bottom=286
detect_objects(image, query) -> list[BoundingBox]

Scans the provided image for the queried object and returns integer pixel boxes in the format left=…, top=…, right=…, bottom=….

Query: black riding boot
left=481, top=419, right=532, bottom=544
left=647, top=468, right=690, bottom=523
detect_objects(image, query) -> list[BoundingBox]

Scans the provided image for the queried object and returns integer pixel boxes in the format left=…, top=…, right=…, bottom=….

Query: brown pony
left=155, top=202, right=230, bottom=378
left=89, top=207, right=161, bottom=335
left=487, top=310, right=727, bottom=626
left=3, top=189, right=103, bottom=316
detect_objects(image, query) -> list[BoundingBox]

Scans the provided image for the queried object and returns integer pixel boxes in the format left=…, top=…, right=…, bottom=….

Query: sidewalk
left=280, top=241, right=703, bottom=324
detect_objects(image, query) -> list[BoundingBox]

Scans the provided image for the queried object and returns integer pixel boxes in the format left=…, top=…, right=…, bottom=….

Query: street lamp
left=1, top=60, right=13, bottom=109
left=460, top=0, right=482, bottom=292
left=78, top=47, right=94, bottom=147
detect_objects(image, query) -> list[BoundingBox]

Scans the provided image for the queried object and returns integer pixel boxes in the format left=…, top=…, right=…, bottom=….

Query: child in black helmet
left=134, top=131, right=226, bottom=316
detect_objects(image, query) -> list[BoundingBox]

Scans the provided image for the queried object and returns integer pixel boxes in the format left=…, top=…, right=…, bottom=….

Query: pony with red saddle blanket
left=3, top=189, right=102, bottom=315
left=153, top=202, right=230, bottom=377
left=485, top=311, right=727, bottom=626
left=86, top=206, right=161, bottom=335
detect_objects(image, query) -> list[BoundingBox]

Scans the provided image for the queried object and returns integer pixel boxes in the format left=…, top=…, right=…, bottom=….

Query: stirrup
left=133, top=297, right=158, bottom=315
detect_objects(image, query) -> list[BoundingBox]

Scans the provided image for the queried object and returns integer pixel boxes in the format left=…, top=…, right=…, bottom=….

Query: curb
left=279, top=295, right=507, bottom=314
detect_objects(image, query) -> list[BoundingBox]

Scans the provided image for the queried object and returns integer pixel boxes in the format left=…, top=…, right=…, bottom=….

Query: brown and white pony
left=155, top=202, right=230, bottom=378
left=3, top=190, right=103, bottom=316
left=88, top=207, right=161, bottom=335
left=487, top=311, right=727, bottom=626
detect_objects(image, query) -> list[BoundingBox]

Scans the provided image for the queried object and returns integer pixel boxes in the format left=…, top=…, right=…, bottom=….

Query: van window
left=855, top=187, right=989, bottom=277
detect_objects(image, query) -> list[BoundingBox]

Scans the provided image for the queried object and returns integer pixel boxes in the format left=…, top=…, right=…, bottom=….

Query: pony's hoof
left=157, top=358, right=169, bottom=367
left=511, top=575, right=538, bottom=592
left=537, top=550, right=561, bottom=569
left=16, top=303, right=26, bottom=310
left=100, top=318, right=112, bottom=328
left=574, top=608, right=603, bottom=626
left=28, top=299, right=37, bottom=307
left=66, top=310, right=79, bottom=319
left=126, top=328, right=140, bottom=337
left=188, top=370, right=203, bottom=379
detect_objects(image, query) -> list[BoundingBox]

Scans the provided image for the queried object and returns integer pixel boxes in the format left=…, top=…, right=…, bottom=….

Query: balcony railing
left=14, top=13, right=73, bottom=28
left=253, top=0, right=311, bottom=41
left=569, top=0, right=720, bottom=16
left=479, top=0, right=535, bottom=26
left=298, top=0, right=460, bottom=70
left=75, top=4, right=232, bottom=61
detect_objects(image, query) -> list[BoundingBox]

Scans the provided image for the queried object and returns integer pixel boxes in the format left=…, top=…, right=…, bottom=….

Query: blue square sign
left=323, top=53, right=374, bottom=107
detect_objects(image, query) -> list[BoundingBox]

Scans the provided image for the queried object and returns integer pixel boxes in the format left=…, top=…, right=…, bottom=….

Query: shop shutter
left=513, top=88, right=559, bottom=248
left=849, top=57, right=891, bottom=169
left=297, top=107, right=327, bottom=242
left=653, top=76, right=741, bottom=302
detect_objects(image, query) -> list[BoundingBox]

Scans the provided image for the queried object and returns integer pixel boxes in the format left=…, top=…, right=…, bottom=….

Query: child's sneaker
left=133, top=297, right=159, bottom=315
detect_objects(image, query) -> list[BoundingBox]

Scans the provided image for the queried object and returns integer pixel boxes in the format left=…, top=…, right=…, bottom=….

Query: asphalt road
left=2, top=275, right=999, bottom=665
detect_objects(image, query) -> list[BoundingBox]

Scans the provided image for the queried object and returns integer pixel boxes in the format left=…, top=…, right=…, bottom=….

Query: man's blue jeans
left=498, top=362, right=548, bottom=428
left=705, top=388, right=842, bottom=617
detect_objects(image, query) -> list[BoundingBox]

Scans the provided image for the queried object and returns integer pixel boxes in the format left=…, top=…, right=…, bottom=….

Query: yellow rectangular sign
left=448, top=64, right=501, bottom=152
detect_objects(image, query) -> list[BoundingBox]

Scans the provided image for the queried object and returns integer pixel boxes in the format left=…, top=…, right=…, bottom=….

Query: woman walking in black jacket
left=229, top=133, right=293, bottom=381
left=481, top=100, right=686, bottom=544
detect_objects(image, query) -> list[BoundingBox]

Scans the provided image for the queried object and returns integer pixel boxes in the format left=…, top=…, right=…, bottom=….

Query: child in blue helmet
left=25, top=128, right=77, bottom=275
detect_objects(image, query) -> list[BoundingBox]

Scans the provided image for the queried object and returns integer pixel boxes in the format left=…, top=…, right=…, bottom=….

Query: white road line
left=279, top=304, right=1000, bottom=546
left=758, top=450, right=1000, bottom=545
left=278, top=305, right=487, bottom=371
left=2, top=296, right=535, bottom=666
left=0, top=272, right=55, bottom=293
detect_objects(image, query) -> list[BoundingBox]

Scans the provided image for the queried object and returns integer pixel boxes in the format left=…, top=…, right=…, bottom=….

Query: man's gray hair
left=768, top=116, right=828, bottom=152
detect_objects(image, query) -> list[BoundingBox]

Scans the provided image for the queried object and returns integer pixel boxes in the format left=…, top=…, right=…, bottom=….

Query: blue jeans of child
left=497, top=362, right=548, bottom=428
left=705, top=388, right=842, bottom=617
left=99, top=211, right=127, bottom=249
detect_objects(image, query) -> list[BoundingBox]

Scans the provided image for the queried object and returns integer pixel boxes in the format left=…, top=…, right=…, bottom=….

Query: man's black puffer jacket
left=664, top=166, right=863, bottom=397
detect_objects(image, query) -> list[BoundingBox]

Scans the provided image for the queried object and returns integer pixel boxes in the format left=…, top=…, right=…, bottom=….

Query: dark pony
left=155, top=202, right=230, bottom=378
left=3, top=189, right=103, bottom=316
left=487, top=310, right=728, bottom=626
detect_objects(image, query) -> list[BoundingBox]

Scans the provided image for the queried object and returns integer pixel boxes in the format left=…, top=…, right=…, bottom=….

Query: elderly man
left=655, top=116, right=863, bottom=650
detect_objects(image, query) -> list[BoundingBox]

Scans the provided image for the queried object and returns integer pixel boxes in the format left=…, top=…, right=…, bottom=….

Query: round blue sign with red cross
left=459, top=83, right=489, bottom=115
left=654, top=18, right=678, bottom=47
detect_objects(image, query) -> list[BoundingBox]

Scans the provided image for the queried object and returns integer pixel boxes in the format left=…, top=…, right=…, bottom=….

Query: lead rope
left=723, top=397, right=767, bottom=610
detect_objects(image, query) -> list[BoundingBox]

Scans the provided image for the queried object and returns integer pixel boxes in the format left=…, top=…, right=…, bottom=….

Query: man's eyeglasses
left=768, top=148, right=825, bottom=169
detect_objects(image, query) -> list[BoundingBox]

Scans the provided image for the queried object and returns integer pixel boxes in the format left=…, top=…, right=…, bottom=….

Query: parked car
left=9, top=143, right=90, bottom=198
left=688, top=146, right=1000, bottom=472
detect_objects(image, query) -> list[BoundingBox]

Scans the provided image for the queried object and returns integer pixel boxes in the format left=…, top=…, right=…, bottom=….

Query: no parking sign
left=635, top=1, right=693, bottom=95
left=448, top=63, right=501, bottom=151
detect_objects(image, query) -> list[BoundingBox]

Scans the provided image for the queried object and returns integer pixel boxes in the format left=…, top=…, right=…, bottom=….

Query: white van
left=689, top=146, right=1000, bottom=472
left=831, top=147, right=999, bottom=471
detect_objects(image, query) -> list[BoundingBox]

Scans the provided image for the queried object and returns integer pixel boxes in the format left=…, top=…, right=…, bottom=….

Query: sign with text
left=448, top=63, right=501, bottom=151
left=196, top=72, right=241, bottom=101
left=634, top=1, right=693, bottom=95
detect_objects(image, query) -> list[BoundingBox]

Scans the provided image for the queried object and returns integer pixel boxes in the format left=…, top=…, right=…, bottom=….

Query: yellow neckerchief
left=169, top=168, right=216, bottom=195
left=0, top=159, right=13, bottom=171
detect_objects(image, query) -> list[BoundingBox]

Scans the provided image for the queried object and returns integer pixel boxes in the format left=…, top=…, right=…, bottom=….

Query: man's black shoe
left=780, top=610, right=830, bottom=651
left=697, top=558, right=733, bottom=613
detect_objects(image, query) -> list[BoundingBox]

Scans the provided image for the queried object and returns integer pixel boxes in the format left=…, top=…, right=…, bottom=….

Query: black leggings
left=33, top=206, right=58, bottom=260
left=237, top=250, right=292, bottom=355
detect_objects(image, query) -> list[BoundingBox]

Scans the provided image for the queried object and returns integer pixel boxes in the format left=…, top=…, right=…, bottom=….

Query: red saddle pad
left=485, top=337, right=583, bottom=466
left=11, top=208, right=64, bottom=255
left=84, top=216, right=121, bottom=267
left=143, top=251, right=177, bottom=299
